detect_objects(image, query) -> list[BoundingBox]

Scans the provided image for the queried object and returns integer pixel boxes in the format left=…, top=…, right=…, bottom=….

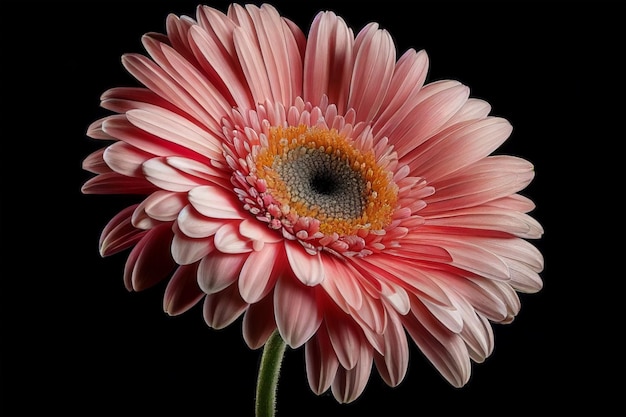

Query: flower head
left=82, top=3, right=543, bottom=403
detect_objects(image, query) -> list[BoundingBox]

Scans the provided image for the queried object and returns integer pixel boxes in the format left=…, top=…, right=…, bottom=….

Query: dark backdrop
left=2, top=1, right=624, bottom=416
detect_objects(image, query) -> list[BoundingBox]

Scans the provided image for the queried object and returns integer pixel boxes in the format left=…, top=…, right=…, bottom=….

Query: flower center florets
left=224, top=103, right=400, bottom=256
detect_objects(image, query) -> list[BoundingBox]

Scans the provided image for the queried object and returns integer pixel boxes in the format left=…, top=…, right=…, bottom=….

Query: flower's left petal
left=274, top=276, right=322, bottom=348
left=330, top=345, right=373, bottom=404
left=163, top=263, right=205, bottom=316
left=124, top=223, right=176, bottom=292
left=203, top=283, right=249, bottom=329
left=285, top=241, right=325, bottom=286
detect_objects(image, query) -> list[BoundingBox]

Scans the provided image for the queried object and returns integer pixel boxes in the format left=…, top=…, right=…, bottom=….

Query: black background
left=2, top=1, right=624, bottom=416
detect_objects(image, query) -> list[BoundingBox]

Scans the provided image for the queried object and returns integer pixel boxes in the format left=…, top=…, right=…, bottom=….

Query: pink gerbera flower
left=82, top=3, right=544, bottom=405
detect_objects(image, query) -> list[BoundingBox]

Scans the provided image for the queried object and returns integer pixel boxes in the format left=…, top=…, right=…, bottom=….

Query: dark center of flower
left=273, top=147, right=367, bottom=220
left=254, top=125, right=398, bottom=235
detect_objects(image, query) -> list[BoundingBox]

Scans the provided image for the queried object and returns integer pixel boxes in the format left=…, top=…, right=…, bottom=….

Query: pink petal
left=373, top=310, right=409, bottom=387
left=203, top=283, right=249, bottom=329
left=86, top=117, right=115, bottom=140
left=374, top=49, right=429, bottom=133
left=188, top=185, right=245, bottom=219
left=330, top=345, right=373, bottom=403
left=121, top=53, right=214, bottom=126
left=124, top=223, right=176, bottom=292
left=100, top=87, right=178, bottom=116
left=142, top=157, right=207, bottom=192
left=141, top=34, right=231, bottom=132
left=409, top=117, right=513, bottom=183
left=242, top=294, right=277, bottom=349
left=98, top=204, right=146, bottom=257
left=82, top=148, right=109, bottom=174
left=404, top=297, right=471, bottom=388
left=319, top=255, right=363, bottom=312
left=81, top=172, right=156, bottom=195
left=177, top=205, right=224, bottom=238
left=422, top=155, right=536, bottom=214
left=197, top=251, right=247, bottom=294
left=449, top=293, right=494, bottom=363
left=285, top=241, right=325, bottom=286
left=171, top=227, right=214, bottom=265
left=239, top=219, right=283, bottom=250
left=163, top=263, right=205, bottom=316
left=213, top=222, right=253, bottom=253
left=165, top=13, right=197, bottom=65
left=101, top=115, right=196, bottom=158
left=303, top=11, right=354, bottom=111
left=238, top=244, right=281, bottom=303
left=274, top=275, right=322, bottom=348
left=240, top=4, right=302, bottom=104
left=445, top=97, right=492, bottom=126
left=348, top=23, right=395, bottom=123
left=188, top=23, right=253, bottom=110
left=326, top=311, right=365, bottom=370
left=305, top=325, right=339, bottom=395
left=137, top=190, right=186, bottom=224
left=392, top=83, right=470, bottom=159
left=126, top=107, right=223, bottom=160
left=428, top=270, right=508, bottom=322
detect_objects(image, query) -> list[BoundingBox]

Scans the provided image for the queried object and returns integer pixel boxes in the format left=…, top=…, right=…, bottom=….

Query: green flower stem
left=255, top=330, right=287, bottom=417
